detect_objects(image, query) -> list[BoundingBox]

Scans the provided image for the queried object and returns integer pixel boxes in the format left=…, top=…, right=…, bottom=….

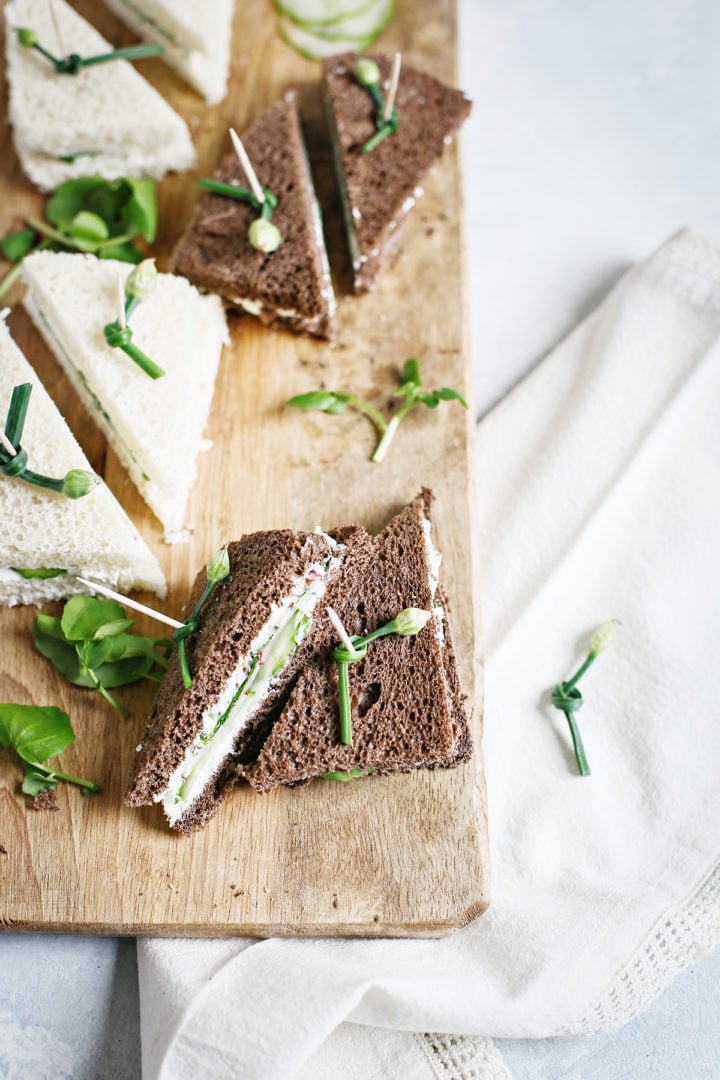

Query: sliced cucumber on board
left=277, top=0, right=395, bottom=59
left=277, top=0, right=377, bottom=29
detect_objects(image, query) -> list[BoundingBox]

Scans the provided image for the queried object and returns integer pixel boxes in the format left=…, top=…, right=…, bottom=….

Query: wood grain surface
left=0, top=0, right=489, bottom=936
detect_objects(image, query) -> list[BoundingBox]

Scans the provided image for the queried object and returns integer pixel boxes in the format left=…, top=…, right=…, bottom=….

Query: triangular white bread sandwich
left=22, top=251, right=229, bottom=543
left=102, top=0, right=234, bottom=105
left=125, top=525, right=374, bottom=831
left=4, top=0, right=196, bottom=192
left=0, top=318, right=165, bottom=606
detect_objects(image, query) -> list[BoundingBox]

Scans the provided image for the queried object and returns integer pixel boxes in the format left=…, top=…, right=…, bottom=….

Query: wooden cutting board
left=0, top=0, right=489, bottom=936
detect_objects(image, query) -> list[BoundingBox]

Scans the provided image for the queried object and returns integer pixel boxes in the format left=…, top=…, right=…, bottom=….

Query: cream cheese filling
left=421, top=514, right=445, bottom=644
left=160, top=547, right=341, bottom=824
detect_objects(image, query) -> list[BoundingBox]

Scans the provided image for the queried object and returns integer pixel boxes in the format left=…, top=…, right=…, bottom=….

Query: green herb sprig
left=0, top=176, right=158, bottom=301
left=33, top=596, right=171, bottom=717
left=329, top=607, right=431, bottom=745
left=355, top=56, right=400, bottom=153
left=287, top=358, right=467, bottom=464
left=551, top=620, right=618, bottom=776
left=0, top=703, right=100, bottom=797
left=16, top=27, right=163, bottom=75
left=0, top=383, right=99, bottom=498
left=197, top=129, right=282, bottom=253
left=173, top=547, right=231, bottom=689
left=103, top=259, right=165, bottom=379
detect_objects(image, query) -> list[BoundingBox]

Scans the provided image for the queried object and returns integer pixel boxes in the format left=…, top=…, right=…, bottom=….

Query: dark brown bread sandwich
left=170, top=96, right=336, bottom=339
left=242, top=490, right=472, bottom=793
left=323, top=54, right=472, bottom=293
left=125, top=525, right=372, bottom=831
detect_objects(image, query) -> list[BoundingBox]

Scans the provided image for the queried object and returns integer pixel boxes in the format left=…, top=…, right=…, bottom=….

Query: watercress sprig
left=0, top=176, right=158, bottom=301
left=329, top=607, right=431, bottom=745
left=16, top=27, right=163, bottom=75
left=0, top=703, right=100, bottom=797
left=287, top=358, right=467, bottom=464
left=33, top=596, right=171, bottom=717
left=0, top=383, right=99, bottom=498
left=550, top=620, right=618, bottom=776
left=173, top=547, right=231, bottom=689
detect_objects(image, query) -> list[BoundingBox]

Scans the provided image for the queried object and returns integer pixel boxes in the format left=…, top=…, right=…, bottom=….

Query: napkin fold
left=138, top=229, right=720, bottom=1080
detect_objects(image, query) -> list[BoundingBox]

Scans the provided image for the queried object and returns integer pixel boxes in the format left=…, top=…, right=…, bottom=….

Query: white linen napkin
left=137, top=228, right=720, bottom=1080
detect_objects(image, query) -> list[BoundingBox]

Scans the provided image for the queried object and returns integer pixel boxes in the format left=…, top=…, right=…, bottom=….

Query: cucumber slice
left=278, top=0, right=395, bottom=59
left=308, top=0, right=395, bottom=40
left=277, top=0, right=376, bottom=29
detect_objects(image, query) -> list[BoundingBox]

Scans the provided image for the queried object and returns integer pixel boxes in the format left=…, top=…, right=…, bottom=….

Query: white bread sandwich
left=5, top=0, right=196, bottom=192
left=102, top=0, right=234, bottom=105
left=0, top=316, right=165, bottom=606
left=22, top=250, right=229, bottom=543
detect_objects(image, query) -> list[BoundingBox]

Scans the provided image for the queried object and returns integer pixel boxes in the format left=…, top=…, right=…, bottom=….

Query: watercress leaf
left=98, top=242, right=142, bottom=264
left=46, top=177, right=107, bottom=230
left=419, top=391, right=440, bottom=409
left=0, top=703, right=74, bottom=765
left=286, top=391, right=349, bottom=414
left=84, top=637, right=115, bottom=670
left=92, top=654, right=155, bottom=688
left=22, top=764, right=57, bottom=796
left=324, top=396, right=351, bottom=415
left=85, top=182, right=126, bottom=229
left=401, top=358, right=422, bottom=387
left=120, top=179, right=158, bottom=242
left=69, top=210, right=109, bottom=244
left=435, top=387, right=468, bottom=407
left=0, top=227, right=36, bottom=263
left=93, top=618, right=135, bottom=640
left=61, top=596, right=127, bottom=642
left=32, top=617, right=90, bottom=685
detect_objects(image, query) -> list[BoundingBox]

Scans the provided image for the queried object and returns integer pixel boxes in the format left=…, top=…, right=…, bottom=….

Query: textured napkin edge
left=560, top=857, right=720, bottom=1036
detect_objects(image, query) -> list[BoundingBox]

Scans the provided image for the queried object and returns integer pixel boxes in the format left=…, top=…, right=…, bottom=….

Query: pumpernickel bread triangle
left=125, top=524, right=372, bottom=831
left=242, top=490, right=471, bottom=793
left=170, top=97, right=336, bottom=339
left=323, top=53, right=472, bottom=293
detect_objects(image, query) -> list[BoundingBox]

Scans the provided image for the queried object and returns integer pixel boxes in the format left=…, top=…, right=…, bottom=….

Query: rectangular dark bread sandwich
left=241, top=490, right=472, bottom=793
left=125, top=525, right=372, bottom=832
left=170, top=96, right=336, bottom=339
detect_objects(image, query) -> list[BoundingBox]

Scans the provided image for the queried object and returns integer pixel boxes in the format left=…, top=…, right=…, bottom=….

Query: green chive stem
left=337, top=660, right=352, bottom=745
left=5, top=383, right=31, bottom=447
left=564, top=650, right=599, bottom=692
left=562, top=704, right=591, bottom=776
left=197, top=178, right=255, bottom=202
left=80, top=44, right=164, bottom=67
left=30, top=761, right=101, bottom=793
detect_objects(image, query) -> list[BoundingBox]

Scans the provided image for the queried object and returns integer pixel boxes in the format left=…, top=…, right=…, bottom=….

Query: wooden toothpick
left=383, top=52, right=402, bottom=123
left=229, top=128, right=265, bottom=205
left=116, top=272, right=127, bottom=330
left=326, top=606, right=357, bottom=654
left=0, top=428, right=16, bottom=457
left=76, top=576, right=184, bottom=630
left=47, top=0, right=67, bottom=59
